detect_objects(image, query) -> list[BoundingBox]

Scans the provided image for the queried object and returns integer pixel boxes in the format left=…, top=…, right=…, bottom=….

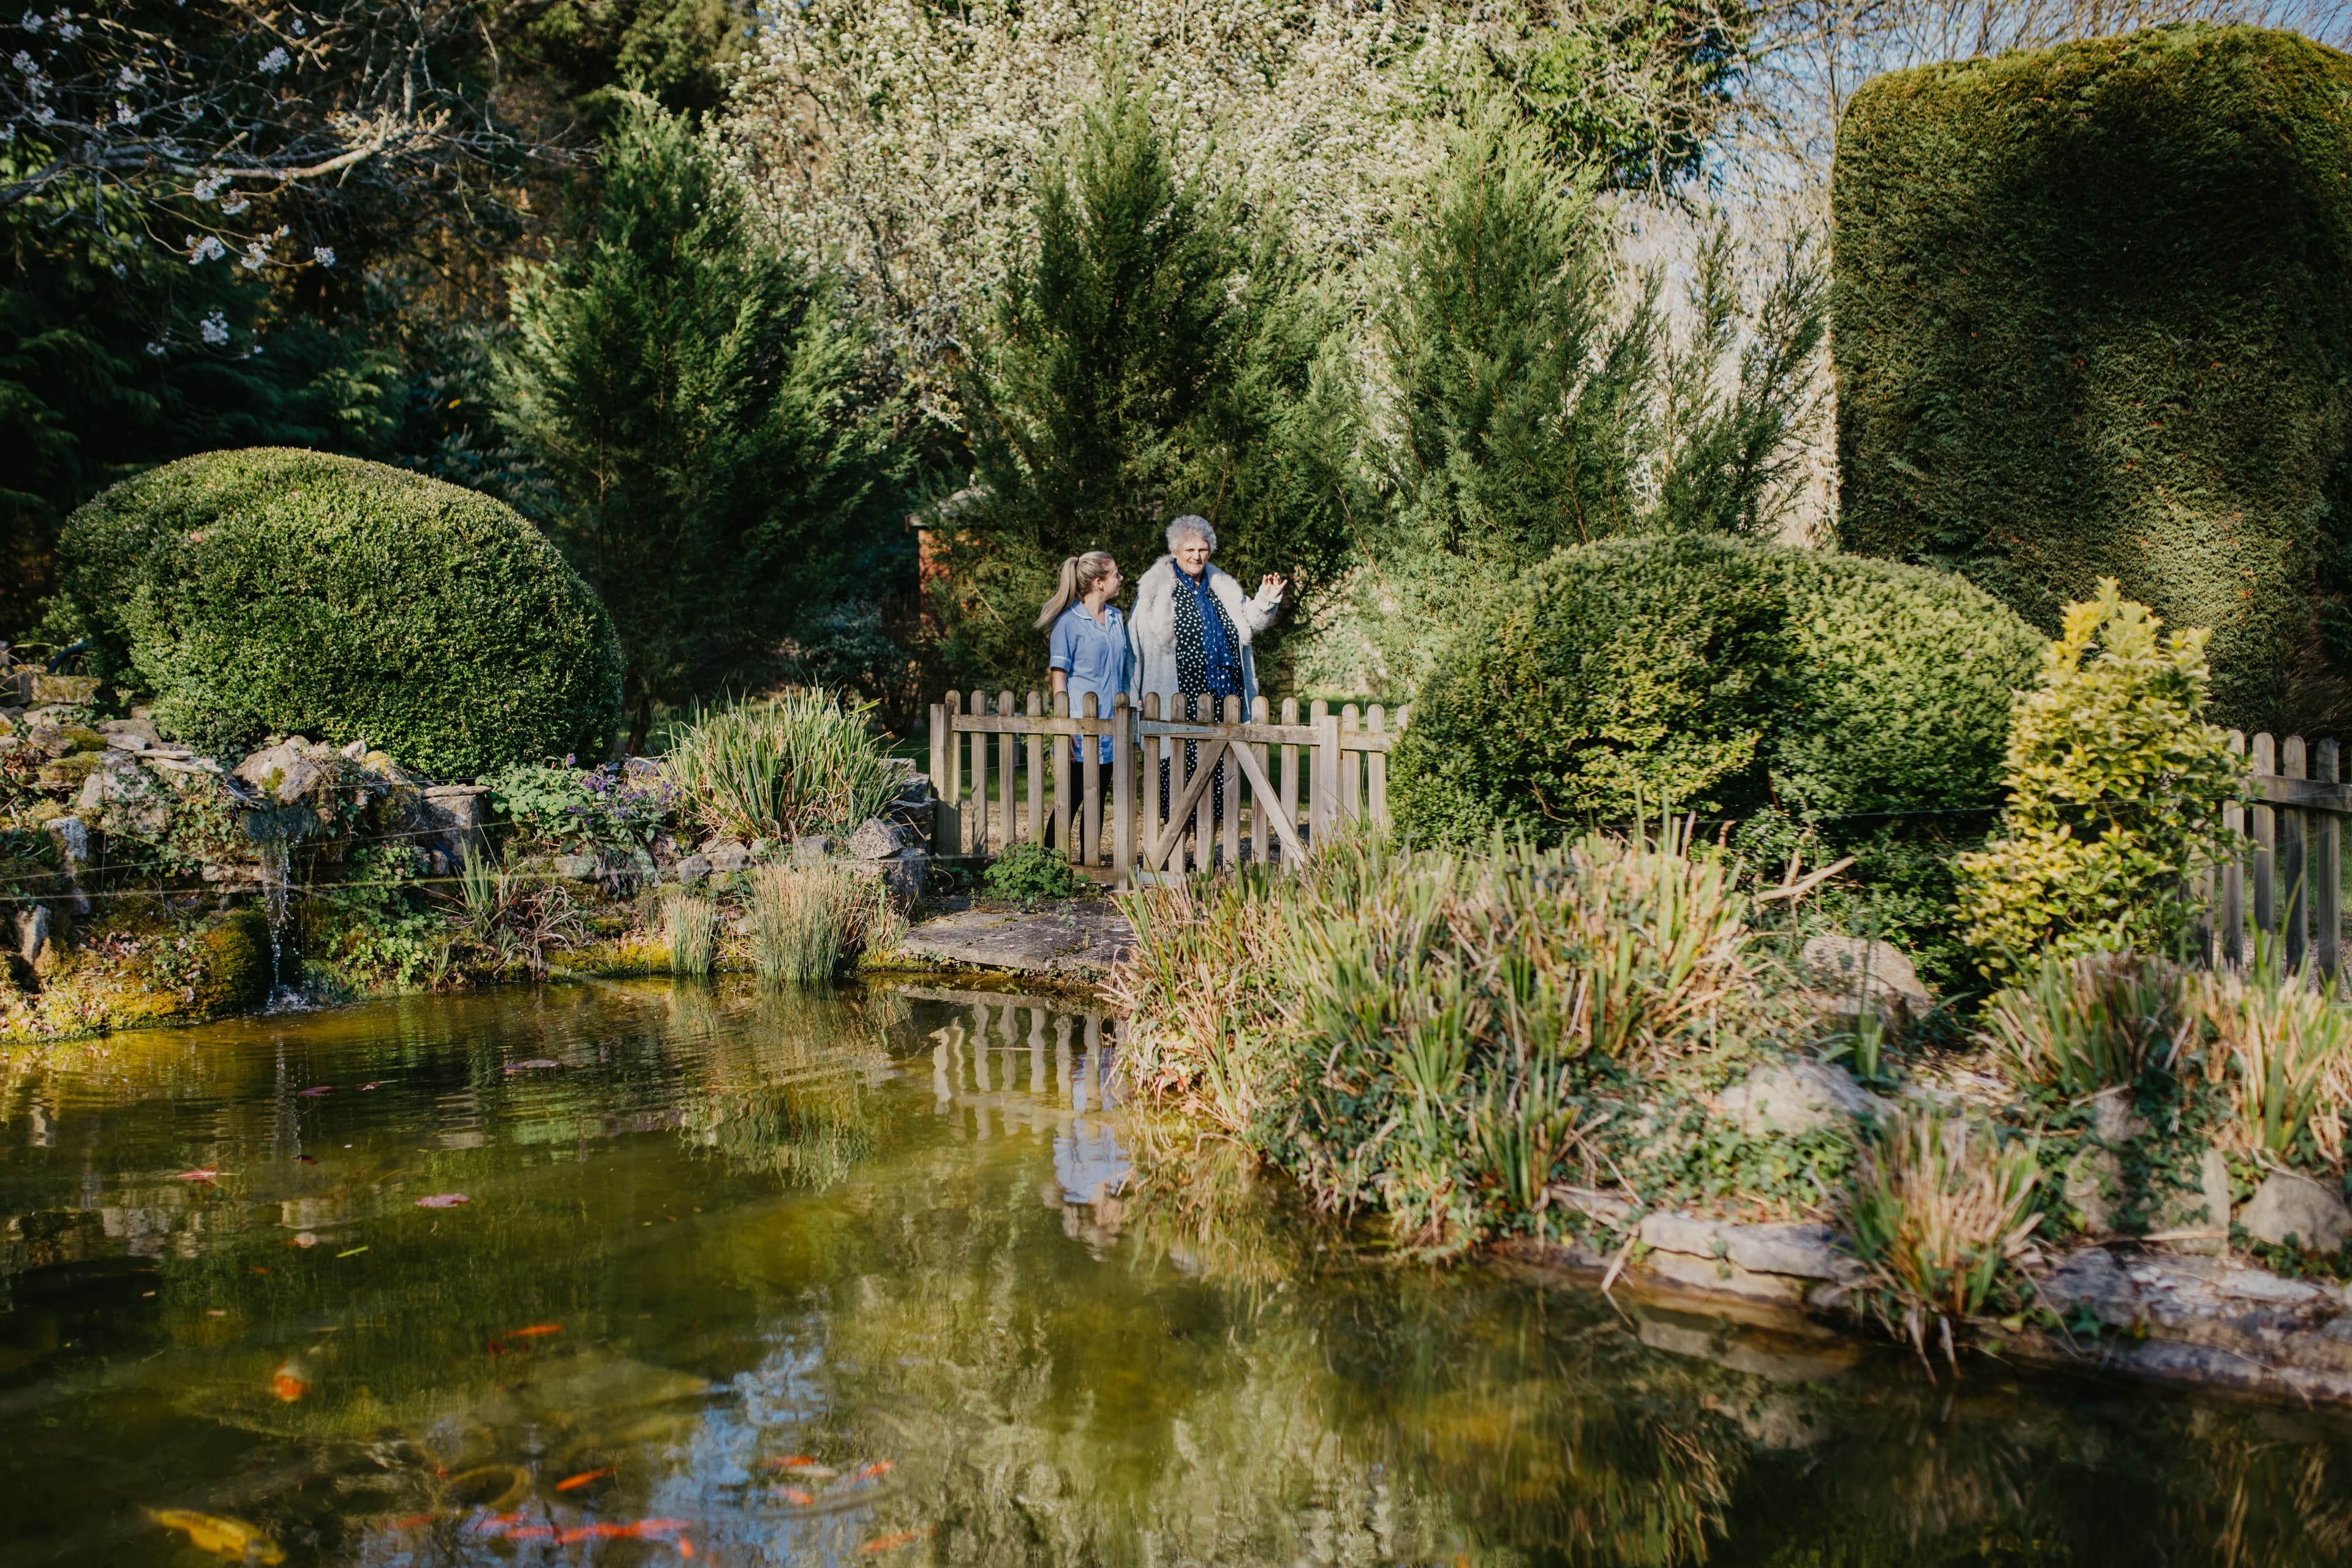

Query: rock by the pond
left=897, top=902, right=1133, bottom=980
left=78, top=756, right=169, bottom=837
left=2241, top=1170, right=2352, bottom=1252
left=98, top=716, right=161, bottom=748
left=793, top=835, right=837, bottom=866
left=2150, top=1146, right=2234, bottom=1254
left=418, top=783, right=492, bottom=866
left=701, top=840, right=752, bottom=874
left=233, top=740, right=326, bottom=804
left=849, top=817, right=914, bottom=860
left=1714, top=1060, right=1886, bottom=1137
left=2041, top=1246, right=2143, bottom=1329
left=30, top=672, right=100, bottom=705
left=673, top=854, right=712, bottom=888
left=554, top=853, right=600, bottom=881
left=15, top=904, right=50, bottom=967
left=1803, top=935, right=1932, bottom=1026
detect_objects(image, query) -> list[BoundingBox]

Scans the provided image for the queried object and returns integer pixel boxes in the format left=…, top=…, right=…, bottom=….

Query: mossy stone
left=189, top=909, right=273, bottom=1017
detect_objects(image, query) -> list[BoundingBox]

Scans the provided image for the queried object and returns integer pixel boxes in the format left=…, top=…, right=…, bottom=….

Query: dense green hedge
left=1391, top=536, right=2045, bottom=842
left=59, top=449, right=623, bottom=777
left=1833, top=24, right=2352, bottom=732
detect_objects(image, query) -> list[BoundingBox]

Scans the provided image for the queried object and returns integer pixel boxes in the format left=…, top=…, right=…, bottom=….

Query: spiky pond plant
left=1849, top=1109, right=2042, bottom=1362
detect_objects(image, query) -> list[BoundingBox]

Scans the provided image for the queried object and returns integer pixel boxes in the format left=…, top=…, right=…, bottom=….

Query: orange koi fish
left=556, top=1468, right=614, bottom=1492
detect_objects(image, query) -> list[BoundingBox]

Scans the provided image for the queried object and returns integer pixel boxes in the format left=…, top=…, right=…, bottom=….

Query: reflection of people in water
left=1055, top=1120, right=1130, bottom=1207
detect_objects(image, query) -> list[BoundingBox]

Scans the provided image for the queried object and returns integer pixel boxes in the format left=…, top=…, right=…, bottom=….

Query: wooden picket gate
left=2213, top=731, right=2350, bottom=979
left=927, top=690, right=1406, bottom=886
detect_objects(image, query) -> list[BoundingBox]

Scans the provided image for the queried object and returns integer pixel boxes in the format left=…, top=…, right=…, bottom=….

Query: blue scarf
left=1182, top=567, right=1243, bottom=698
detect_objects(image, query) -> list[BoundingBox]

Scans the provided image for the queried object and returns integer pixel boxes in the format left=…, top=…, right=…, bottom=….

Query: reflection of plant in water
left=674, top=987, right=895, bottom=1187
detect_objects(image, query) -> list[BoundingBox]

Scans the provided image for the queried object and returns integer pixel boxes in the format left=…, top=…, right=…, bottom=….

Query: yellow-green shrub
left=1954, top=582, right=2244, bottom=977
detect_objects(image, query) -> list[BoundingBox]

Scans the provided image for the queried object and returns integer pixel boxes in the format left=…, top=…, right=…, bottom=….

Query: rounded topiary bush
left=59, top=449, right=623, bottom=777
left=1392, top=535, right=2048, bottom=844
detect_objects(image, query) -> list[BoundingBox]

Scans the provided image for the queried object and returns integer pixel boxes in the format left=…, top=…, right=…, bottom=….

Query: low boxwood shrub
left=56, top=448, right=624, bottom=777
left=1395, top=535, right=2043, bottom=832
left=1390, top=536, right=2045, bottom=982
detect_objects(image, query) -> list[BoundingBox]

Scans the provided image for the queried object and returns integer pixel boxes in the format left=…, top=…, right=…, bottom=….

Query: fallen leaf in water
left=556, top=1467, right=614, bottom=1492
left=505, top=1059, right=560, bottom=1071
left=858, top=1527, right=933, bottom=1556
left=415, top=1193, right=470, bottom=1208
left=290, top=1233, right=318, bottom=1248
left=383, top=1513, right=439, bottom=1531
left=360, top=1080, right=389, bottom=1090
left=677, top=1537, right=695, bottom=1558
left=146, top=1509, right=287, bottom=1564
left=849, top=1461, right=895, bottom=1483
left=503, top=1323, right=562, bottom=1338
left=299, top=1086, right=334, bottom=1096
left=175, top=1169, right=218, bottom=1183
left=270, top=1359, right=309, bottom=1401
left=775, top=1487, right=814, bottom=1507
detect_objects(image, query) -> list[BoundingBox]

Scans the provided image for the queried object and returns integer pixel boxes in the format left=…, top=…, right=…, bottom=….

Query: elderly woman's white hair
left=1165, top=514, right=1216, bottom=554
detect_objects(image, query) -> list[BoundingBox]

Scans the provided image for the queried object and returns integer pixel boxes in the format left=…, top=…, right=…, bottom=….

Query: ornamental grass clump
left=664, top=893, right=718, bottom=977
left=1110, top=824, right=1768, bottom=1251
left=2189, top=957, right=2352, bottom=1168
left=665, top=693, right=897, bottom=843
left=1981, top=951, right=2195, bottom=1098
left=1848, top=1109, right=2042, bottom=1362
left=747, top=864, right=870, bottom=986
left=1954, top=581, right=2244, bottom=978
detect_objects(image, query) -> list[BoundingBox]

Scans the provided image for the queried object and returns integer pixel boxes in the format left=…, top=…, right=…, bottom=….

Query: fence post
left=2284, top=734, right=2310, bottom=972
left=1313, top=707, right=1342, bottom=850
left=1280, top=697, right=1300, bottom=861
left=2253, top=732, right=2277, bottom=948
left=1251, top=696, right=1271, bottom=864
left=1053, top=690, right=1073, bottom=858
left=2223, top=730, right=2245, bottom=968
left=1366, top=705, right=1389, bottom=831
left=997, top=689, right=1017, bottom=851
left=1221, top=695, right=1243, bottom=869
left=1111, top=693, right=1133, bottom=888
left=968, top=692, right=989, bottom=856
left=1025, top=690, right=1045, bottom=848
left=1081, top=692, right=1102, bottom=869
left=2320, top=738, right=2342, bottom=982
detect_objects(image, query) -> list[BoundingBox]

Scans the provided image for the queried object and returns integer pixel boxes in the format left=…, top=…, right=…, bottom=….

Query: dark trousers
left=1156, top=692, right=1231, bottom=845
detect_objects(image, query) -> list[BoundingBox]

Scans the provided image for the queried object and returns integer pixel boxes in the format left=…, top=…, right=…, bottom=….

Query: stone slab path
left=895, top=900, right=1134, bottom=982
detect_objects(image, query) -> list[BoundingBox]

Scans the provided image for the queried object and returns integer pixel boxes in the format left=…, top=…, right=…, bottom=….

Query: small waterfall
left=255, top=839, right=312, bottom=1011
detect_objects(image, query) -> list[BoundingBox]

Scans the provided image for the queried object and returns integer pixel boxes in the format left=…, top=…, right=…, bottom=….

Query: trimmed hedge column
left=1833, top=24, right=2352, bottom=731
left=59, top=449, right=624, bottom=777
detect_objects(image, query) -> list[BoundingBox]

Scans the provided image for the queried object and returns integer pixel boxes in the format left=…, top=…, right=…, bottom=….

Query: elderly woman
left=1129, top=516, right=1286, bottom=844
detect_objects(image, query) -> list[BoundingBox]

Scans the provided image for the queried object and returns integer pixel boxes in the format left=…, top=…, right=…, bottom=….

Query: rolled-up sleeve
left=1049, top=613, right=1076, bottom=673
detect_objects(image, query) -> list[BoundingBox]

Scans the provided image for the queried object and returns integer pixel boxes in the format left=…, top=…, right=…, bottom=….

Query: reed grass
left=1848, top=1109, right=2042, bottom=1361
left=1981, top=950, right=2195, bottom=1096
left=664, top=892, right=718, bottom=976
left=1109, top=824, right=1770, bottom=1250
left=2190, top=953, right=2352, bottom=1166
left=664, top=692, right=897, bottom=843
left=747, top=864, right=869, bottom=985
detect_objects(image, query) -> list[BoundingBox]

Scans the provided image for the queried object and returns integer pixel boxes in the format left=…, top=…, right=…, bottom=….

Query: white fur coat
left=1127, top=556, right=1282, bottom=714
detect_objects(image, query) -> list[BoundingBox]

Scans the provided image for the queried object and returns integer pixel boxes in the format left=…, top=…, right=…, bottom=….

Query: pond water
left=4, top=982, right=2351, bottom=1567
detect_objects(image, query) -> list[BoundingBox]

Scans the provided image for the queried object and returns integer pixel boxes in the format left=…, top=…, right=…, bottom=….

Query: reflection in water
left=2, top=982, right=2351, bottom=1567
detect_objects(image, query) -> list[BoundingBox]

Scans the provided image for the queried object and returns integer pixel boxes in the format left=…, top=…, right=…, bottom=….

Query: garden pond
left=3, top=982, right=2350, bottom=1566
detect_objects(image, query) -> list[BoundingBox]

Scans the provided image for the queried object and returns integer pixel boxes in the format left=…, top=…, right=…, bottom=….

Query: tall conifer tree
left=498, top=97, right=902, bottom=748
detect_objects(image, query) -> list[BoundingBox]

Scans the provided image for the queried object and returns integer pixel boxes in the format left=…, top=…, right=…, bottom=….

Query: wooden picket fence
left=2214, top=731, right=2348, bottom=978
left=927, top=690, right=1406, bottom=886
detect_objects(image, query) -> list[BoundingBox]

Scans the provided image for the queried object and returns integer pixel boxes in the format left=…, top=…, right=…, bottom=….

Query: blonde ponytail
left=1036, top=551, right=1117, bottom=629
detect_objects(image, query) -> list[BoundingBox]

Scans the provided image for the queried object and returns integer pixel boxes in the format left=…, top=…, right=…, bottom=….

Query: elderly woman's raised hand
left=1260, top=573, right=1289, bottom=599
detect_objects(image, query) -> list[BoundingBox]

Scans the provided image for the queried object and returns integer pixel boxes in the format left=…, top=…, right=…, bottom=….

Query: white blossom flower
left=32, top=104, right=53, bottom=124
left=193, top=173, right=228, bottom=202
left=11, top=48, right=34, bottom=73
left=199, top=309, right=229, bottom=345
left=18, top=10, right=39, bottom=31
left=187, top=233, right=226, bottom=263
left=145, top=339, right=167, bottom=356
left=312, top=246, right=334, bottom=266
left=110, top=260, right=125, bottom=276
left=290, top=15, right=303, bottom=33
left=114, top=98, right=135, bottom=123
left=54, top=18, right=76, bottom=39
left=241, top=238, right=269, bottom=269
left=116, top=64, right=141, bottom=88
left=219, top=194, right=249, bottom=214
left=258, top=45, right=289, bottom=73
